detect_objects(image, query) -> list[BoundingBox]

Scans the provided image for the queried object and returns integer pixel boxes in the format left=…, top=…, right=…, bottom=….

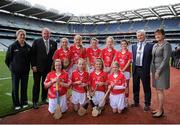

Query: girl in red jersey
left=52, top=38, right=71, bottom=73
left=69, top=35, right=86, bottom=74
left=44, top=59, right=70, bottom=114
left=108, top=62, right=127, bottom=113
left=87, top=38, right=101, bottom=73
left=89, top=58, right=107, bottom=109
left=71, top=58, right=89, bottom=113
left=114, top=39, right=132, bottom=107
left=101, top=36, right=116, bottom=73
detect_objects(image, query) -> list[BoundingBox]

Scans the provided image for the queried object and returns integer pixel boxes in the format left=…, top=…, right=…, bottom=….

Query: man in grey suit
left=31, top=28, right=57, bottom=109
left=131, top=30, right=154, bottom=111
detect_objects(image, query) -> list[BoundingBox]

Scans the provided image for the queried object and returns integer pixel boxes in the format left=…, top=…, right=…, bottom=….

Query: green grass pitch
left=0, top=51, right=34, bottom=117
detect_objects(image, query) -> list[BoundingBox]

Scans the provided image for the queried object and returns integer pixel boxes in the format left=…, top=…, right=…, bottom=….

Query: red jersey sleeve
left=81, top=47, right=87, bottom=59
left=82, top=71, right=89, bottom=85
left=86, top=48, right=90, bottom=59
left=100, top=49, right=105, bottom=60
left=121, top=74, right=126, bottom=86
left=52, top=49, right=60, bottom=60
left=60, top=72, right=68, bottom=83
left=114, top=52, right=119, bottom=62
left=89, top=72, right=93, bottom=86
left=104, top=72, right=108, bottom=84
left=71, top=71, right=75, bottom=82
left=44, top=72, right=51, bottom=88
left=107, top=74, right=111, bottom=85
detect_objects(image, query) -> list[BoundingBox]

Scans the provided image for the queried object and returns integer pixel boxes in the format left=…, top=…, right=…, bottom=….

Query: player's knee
left=118, top=109, right=122, bottom=114
left=112, top=108, right=117, bottom=113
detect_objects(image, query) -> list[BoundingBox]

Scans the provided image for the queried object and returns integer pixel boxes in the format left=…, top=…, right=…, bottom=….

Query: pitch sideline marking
left=5, top=92, right=33, bottom=104
left=0, top=75, right=33, bottom=81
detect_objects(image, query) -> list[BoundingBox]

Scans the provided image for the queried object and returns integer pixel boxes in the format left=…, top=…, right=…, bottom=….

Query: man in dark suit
left=31, top=28, right=57, bottom=109
left=131, top=30, right=154, bottom=111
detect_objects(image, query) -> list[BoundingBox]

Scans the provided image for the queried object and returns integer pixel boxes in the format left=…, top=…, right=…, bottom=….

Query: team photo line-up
left=5, top=27, right=172, bottom=119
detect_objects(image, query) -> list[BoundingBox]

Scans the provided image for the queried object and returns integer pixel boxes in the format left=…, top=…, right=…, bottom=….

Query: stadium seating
left=95, top=24, right=108, bottom=34
left=107, top=23, right=120, bottom=33
left=146, top=19, right=162, bottom=31
left=163, top=18, right=180, bottom=31
left=131, top=21, right=146, bottom=32
left=84, top=25, right=96, bottom=33
left=0, top=11, right=179, bottom=50
left=119, top=22, right=132, bottom=32
left=0, top=39, right=14, bottom=51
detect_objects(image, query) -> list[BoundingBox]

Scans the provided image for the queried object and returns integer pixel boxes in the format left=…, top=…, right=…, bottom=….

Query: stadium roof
left=0, top=0, right=180, bottom=24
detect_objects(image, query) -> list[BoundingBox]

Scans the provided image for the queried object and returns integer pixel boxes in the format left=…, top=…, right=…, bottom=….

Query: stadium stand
left=163, top=18, right=180, bottom=30
left=84, top=24, right=96, bottom=33
left=0, top=0, right=179, bottom=50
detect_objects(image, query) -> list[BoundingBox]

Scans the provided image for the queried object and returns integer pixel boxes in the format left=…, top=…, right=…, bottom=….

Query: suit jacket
left=151, top=41, right=172, bottom=75
left=151, top=41, right=172, bottom=89
left=5, top=41, right=31, bottom=74
left=31, top=38, right=57, bottom=73
left=132, top=41, right=154, bottom=76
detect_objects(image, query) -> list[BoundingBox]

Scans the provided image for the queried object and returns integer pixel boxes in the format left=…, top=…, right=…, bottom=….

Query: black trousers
left=133, top=66, right=151, bottom=106
left=11, top=72, right=29, bottom=107
left=32, top=71, right=48, bottom=103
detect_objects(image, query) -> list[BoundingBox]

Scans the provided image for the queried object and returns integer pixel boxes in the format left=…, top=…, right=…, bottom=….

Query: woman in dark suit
left=5, top=29, right=31, bottom=110
left=151, top=29, right=172, bottom=118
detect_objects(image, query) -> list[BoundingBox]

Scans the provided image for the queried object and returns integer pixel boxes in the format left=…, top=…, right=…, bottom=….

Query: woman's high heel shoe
left=152, top=110, right=164, bottom=118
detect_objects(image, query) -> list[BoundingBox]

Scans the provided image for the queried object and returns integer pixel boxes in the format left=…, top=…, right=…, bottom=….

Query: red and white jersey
left=114, top=50, right=132, bottom=72
left=89, top=70, right=107, bottom=92
left=108, top=71, right=126, bottom=95
left=44, top=70, right=69, bottom=99
left=70, top=44, right=86, bottom=64
left=71, top=70, right=89, bottom=93
left=52, top=48, right=71, bottom=61
left=101, top=48, right=116, bottom=67
left=86, top=47, right=101, bottom=66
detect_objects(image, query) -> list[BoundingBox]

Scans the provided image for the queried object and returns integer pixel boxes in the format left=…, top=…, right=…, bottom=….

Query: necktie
left=139, top=42, right=142, bottom=50
left=45, top=40, right=49, bottom=54
left=136, top=42, right=143, bottom=66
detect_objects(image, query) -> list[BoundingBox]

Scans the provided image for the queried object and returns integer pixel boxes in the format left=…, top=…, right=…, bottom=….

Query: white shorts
left=123, top=71, right=130, bottom=80
left=48, top=95, right=68, bottom=114
left=92, top=91, right=105, bottom=105
left=71, top=90, right=86, bottom=105
left=109, top=93, right=125, bottom=110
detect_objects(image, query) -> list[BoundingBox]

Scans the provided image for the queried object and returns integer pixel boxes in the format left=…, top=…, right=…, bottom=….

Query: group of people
left=5, top=27, right=172, bottom=118
left=171, top=44, right=180, bottom=69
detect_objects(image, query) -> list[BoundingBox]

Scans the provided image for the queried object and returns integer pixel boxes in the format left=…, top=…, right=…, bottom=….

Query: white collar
left=107, top=48, right=113, bottom=52
left=95, top=71, right=101, bottom=75
left=43, top=39, right=49, bottom=42
left=113, top=73, right=118, bottom=78
left=138, top=40, right=147, bottom=46
left=56, top=72, right=61, bottom=77
left=93, top=48, right=97, bottom=51
left=78, top=70, right=84, bottom=76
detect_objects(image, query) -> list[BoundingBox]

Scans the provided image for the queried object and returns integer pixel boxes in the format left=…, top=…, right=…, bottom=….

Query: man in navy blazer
left=131, top=30, right=154, bottom=111
left=31, top=28, right=57, bottom=109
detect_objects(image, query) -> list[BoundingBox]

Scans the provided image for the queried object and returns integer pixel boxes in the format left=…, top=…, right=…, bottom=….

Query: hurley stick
left=53, top=78, right=62, bottom=119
